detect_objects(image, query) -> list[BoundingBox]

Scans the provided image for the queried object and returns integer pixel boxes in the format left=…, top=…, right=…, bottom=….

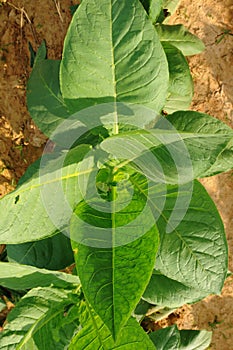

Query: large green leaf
left=143, top=269, right=207, bottom=308
left=71, top=171, right=159, bottom=339
left=0, top=262, right=79, bottom=290
left=155, top=180, right=228, bottom=294
left=7, top=231, right=74, bottom=270
left=0, top=145, right=91, bottom=244
left=162, top=43, right=193, bottom=113
left=69, top=301, right=155, bottom=349
left=167, top=111, right=233, bottom=176
left=60, top=0, right=169, bottom=113
left=155, top=24, right=205, bottom=55
left=100, top=114, right=233, bottom=183
left=27, top=42, right=70, bottom=137
left=0, top=287, right=81, bottom=350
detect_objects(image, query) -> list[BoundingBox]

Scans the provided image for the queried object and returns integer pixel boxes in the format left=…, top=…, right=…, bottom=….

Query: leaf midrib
left=3, top=168, right=95, bottom=200
left=110, top=1, right=118, bottom=339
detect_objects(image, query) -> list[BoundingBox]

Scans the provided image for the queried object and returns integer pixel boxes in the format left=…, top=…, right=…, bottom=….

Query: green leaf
left=0, top=262, right=79, bottom=290
left=27, top=43, right=70, bottom=137
left=18, top=144, right=91, bottom=183
left=149, top=325, right=180, bottom=350
left=155, top=180, right=228, bottom=294
left=34, top=40, right=47, bottom=63
left=155, top=24, right=205, bottom=55
left=133, top=299, right=152, bottom=322
left=162, top=0, right=180, bottom=16
left=71, top=171, right=159, bottom=339
left=60, top=0, right=169, bottom=113
left=7, top=231, right=74, bottom=270
left=149, top=0, right=163, bottom=22
left=0, top=287, right=81, bottom=350
left=167, top=111, right=233, bottom=176
left=70, top=4, right=79, bottom=15
left=162, top=43, right=193, bottom=113
left=100, top=129, right=186, bottom=184
left=0, top=145, right=91, bottom=244
left=143, top=269, right=208, bottom=308
left=69, top=301, right=155, bottom=349
left=140, top=0, right=163, bottom=23
left=179, top=329, right=212, bottom=350
left=100, top=115, right=233, bottom=183
left=206, top=138, right=233, bottom=176
left=149, top=325, right=212, bottom=350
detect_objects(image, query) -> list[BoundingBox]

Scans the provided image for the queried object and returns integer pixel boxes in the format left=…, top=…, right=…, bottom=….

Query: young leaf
left=0, top=262, right=79, bottom=290
left=155, top=180, right=228, bottom=294
left=155, top=24, right=205, bottom=55
left=7, top=231, right=74, bottom=270
left=27, top=43, right=70, bottom=137
left=149, top=325, right=180, bottom=350
left=71, top=171, right=159, bottom=339
left=0, top=287, right=81, bottom=350
left=69, top=301, right=155, bottom=349
left=162, top=43, right=193, bottom=113
left=60, top=0, right=169, bottom=113
left=143, top=269, right=208, bottom=308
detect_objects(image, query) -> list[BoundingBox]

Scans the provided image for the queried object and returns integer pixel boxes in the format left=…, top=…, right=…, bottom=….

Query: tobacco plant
left=0, top=0, right=232, bottom=349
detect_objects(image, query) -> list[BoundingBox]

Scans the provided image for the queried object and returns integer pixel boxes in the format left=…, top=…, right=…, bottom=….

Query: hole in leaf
left=14, top=195, right=20, bottom=204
